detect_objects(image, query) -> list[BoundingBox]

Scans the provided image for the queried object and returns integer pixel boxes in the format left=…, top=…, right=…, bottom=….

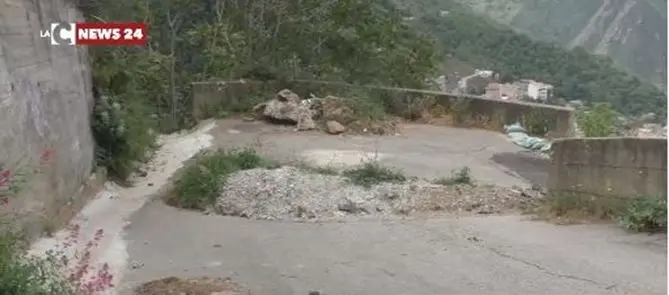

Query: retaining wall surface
left=0, top=1, right=96, bottom=236
left=192, top=80, right=575, bottom=136
left=549, top=137, right=667, bottom=199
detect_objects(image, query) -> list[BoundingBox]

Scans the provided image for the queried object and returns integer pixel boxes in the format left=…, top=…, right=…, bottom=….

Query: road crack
left=478, top=243, right=619, bottom=291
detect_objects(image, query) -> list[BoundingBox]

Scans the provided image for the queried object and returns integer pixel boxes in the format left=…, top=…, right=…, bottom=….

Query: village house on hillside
left=519, top=79, right=554, bottom=101
left=484, top=79, right=554, bottom=102
left=484, top=82, right=520, bottom=100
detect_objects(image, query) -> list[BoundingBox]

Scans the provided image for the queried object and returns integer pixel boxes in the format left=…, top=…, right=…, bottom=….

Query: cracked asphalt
left=118, top=120, right=667, bottom=294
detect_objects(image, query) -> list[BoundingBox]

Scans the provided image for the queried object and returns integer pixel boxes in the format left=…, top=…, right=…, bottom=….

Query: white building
left=526, top=80, right=553, bottom=101
left=516, top=79, right=553, bottom=101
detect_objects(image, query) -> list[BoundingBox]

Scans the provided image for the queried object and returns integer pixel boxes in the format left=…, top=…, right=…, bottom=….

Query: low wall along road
left=549, top=137, right=667, bottom=199
left=192, top=79, right=575, bottom=137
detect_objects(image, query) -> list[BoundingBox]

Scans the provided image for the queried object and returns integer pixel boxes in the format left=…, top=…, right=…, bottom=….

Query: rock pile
left=214, top=166, right=545, bottom=221
left=252, top=89, right=397, bottom=135
left=252, top=89, right=317, bottom=131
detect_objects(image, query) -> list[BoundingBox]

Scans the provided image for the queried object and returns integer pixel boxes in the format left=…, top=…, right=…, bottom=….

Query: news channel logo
left=39, top=23, right=76, bottom=45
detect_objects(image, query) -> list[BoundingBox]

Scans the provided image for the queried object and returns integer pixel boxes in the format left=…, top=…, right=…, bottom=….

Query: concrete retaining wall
left=0, top=0, right=97, bottom=237
left=549, top=137, right=667, bottom=199
left=192, top=80, right=575, bottom=136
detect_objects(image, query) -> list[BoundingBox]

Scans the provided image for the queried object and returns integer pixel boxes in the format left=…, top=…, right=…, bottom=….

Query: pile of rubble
left=214, top=166, right=546, bottom=221
left=251, top=89, right=398, bottom=135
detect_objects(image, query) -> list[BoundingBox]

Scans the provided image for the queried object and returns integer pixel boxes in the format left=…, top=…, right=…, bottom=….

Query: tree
left=578, top=103, right=618, bottom=137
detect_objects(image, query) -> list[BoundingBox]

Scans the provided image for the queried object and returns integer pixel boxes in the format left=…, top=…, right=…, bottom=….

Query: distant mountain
left=390, top=0, right=666, bottom=116
left=455, top=0, right=667, bottom=89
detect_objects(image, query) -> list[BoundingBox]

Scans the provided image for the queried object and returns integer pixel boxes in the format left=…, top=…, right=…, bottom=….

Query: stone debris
left=252, top=89, right=398, bottom=135
left=261, top=89, right=317, bottom=130
left=214, top=167, right=545, bottom=221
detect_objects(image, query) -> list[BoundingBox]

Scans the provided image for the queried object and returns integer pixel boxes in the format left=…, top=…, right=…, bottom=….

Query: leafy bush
left=0, top=232, right=72, bottom=295
left=342, top=162, right=406, bottom=187
left=91, top=95, right=156, bottom=180
left=617, top=196, right=667, bottom=233
left=578, top=103, right=618, bottom=137
left=169, top=149, right=273, bottom=210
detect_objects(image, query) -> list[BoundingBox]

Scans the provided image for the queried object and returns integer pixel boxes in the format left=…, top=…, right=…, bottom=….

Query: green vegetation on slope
left=79, top=0, right=439, bottom=179
left=409, top=6, right=666, bottom=117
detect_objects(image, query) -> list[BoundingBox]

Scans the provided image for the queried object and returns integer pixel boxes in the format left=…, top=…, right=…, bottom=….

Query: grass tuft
left=433, top=167, right=473, bottom=186
left=342, top=162, right=406, bottom=187
left=167, top=148, right=274, bottom=210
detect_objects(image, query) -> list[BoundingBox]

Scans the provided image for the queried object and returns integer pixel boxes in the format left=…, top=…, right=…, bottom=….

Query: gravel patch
left=214, top=166, right=545, bottom=221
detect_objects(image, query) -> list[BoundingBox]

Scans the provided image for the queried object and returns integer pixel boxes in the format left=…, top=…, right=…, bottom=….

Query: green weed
left=434, top=166, right=473, bottom=185
left=168, top=148, right=274, bottom=210
left=342, top=162, right=406, bottom=187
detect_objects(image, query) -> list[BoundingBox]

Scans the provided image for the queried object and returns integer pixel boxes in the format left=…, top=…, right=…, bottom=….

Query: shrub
left=616, top=196, right=667, bottom=233
left=1, top=221, right=112, bottom=295
left=91, top=95, right=157, bottom=180
left=342, top=162, right=406, bottom=187
left=0, top=231, right=72, bottom=295
left=578, top=103, right=617, bottom=137
left=534, top=192, right=667, bottom=233
left=169, top=148, right=273, bottom=210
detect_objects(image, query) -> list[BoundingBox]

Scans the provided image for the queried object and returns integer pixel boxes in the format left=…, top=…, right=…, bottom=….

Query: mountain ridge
left=455, top=0, right=667, bottom=89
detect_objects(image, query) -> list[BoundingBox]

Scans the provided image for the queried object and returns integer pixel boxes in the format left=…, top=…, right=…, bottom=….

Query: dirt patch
left=134, top=276, right=250, bottom=295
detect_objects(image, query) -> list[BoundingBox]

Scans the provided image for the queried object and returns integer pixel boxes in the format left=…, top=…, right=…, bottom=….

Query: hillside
left=454, top=0, right=667, bottom=89
left=393, top=0, right=666, bottom=117
left=81, top=0, right=665, bottom=122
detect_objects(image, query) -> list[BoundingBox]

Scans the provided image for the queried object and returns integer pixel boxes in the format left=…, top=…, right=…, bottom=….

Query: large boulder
left=263, top=99, right=301, bottom=122
left=259, top=89, right=316, bottom=130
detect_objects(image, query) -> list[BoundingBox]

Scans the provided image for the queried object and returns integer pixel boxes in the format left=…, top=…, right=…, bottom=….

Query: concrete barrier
left=192, top=80, right=575, bottom=136
left=549, top=137, right=667, bottom=199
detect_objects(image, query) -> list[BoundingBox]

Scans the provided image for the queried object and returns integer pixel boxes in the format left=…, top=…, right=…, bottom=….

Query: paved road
left=208, top=120, right=548, bottom=187
left=113, top=120, right=665, bottom=295
left=120, top=201, right=666, bottom=295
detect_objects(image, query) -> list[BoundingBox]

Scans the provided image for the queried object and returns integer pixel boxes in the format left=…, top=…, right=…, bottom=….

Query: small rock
left=325, top=120, right=346, bottom=134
